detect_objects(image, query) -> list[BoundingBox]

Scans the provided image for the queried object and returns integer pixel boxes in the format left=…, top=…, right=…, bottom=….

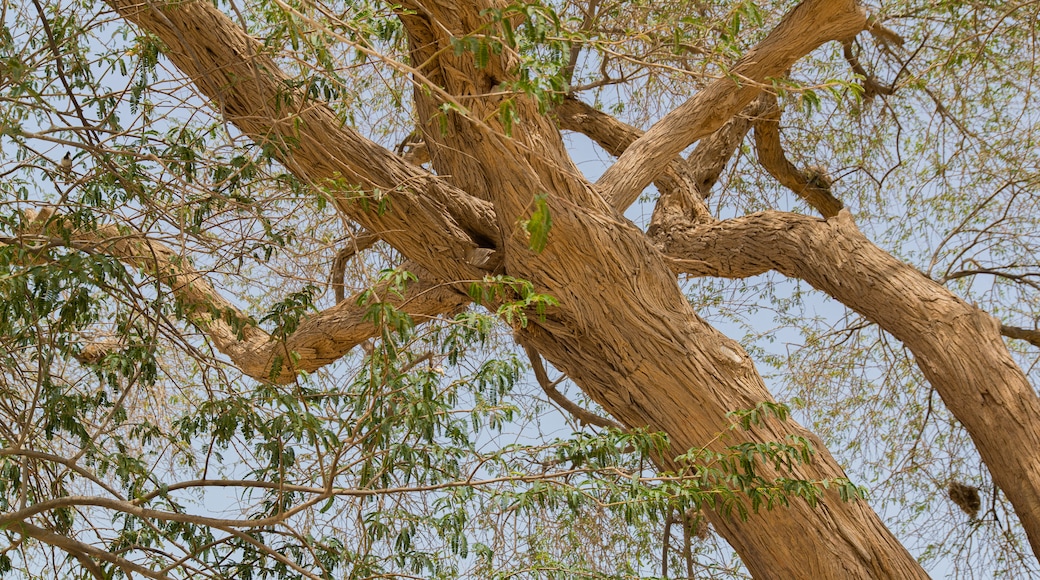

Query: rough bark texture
left=654, top=210, right=1040, bottom=556
left=92, top=0, right=1040, bottom=576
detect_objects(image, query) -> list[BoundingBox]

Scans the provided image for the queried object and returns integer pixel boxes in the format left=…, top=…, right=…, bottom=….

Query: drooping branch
left=752, top=93, right=844, bottom=217
left=596, top=0, right=867, bottom=210
left=654, top=209, right=1040, bottom=555
left=13, top=209, right=469, bottom=384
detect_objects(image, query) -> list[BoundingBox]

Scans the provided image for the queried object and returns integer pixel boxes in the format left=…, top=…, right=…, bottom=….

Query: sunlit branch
left=596, top=0, right=868, bottom=210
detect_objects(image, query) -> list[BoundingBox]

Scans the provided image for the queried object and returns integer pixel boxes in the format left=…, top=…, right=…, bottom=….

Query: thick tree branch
left=752, top=94, right=844, bottom=217
left=596, top=0, right=867, bottom=210
left=554, top=96, right=763, bottom=228
left=13, top=210, right=469, bottom=384
left=104, top=0, right=500, bottom=283
left=654, top=209, right=1040, bottom=555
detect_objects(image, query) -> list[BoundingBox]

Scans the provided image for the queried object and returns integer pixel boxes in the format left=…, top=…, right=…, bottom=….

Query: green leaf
left=523, top=193, right=552, bottom=253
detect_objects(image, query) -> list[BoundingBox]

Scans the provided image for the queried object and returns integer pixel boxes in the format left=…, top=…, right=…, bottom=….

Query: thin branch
left=842, top=40, right=895, bottom=100
left=523, top=344, right=622, bottom=430
left=1001, top=325, right=1040, bottom=348
left=561, top=0, right=601, bottom=87
left=9, top=209, right=469, bottom=384
left=9, top=520, right=171, bottom=580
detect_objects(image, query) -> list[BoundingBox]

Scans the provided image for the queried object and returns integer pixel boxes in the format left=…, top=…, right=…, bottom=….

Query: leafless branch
left=330, top=231, right=380, bottom=303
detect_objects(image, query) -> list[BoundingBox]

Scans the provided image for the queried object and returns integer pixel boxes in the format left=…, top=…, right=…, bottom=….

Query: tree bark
left=596, top=0, right=867, bottom=210
left=96, top=0, right=1027, bottom=576
left=655, top=209, right=1040, bottom=557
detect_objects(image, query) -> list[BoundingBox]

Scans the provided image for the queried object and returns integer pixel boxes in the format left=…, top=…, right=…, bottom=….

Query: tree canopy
left=2, top=0, right=1040, bottom=577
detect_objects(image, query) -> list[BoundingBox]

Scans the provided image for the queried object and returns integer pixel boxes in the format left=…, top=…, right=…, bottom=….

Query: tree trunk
left=101, top=0, right=1040, bottom=576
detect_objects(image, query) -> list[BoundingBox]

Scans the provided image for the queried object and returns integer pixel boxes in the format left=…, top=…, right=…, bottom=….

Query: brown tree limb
left=654, top=209, right=1040, bottom=555
left=330, top=232, right=379, bottom=304
left=752, top=93, right=844, bottom=217
left=522, top=344, right=622, bottom=430
left=1001, top=325, right=1040, bottom=348
left=13, top=210, right=469, bottom=384
left=105, top=0, right=500, bottom=284
left=555, top=97, right=708, bottom=222
left=597, top=0, right=868, bottom=210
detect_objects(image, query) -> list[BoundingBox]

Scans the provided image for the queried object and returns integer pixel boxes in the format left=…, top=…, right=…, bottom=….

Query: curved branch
left=752, top=93, right=844, bottom=217
left=597, top=0, right=867, bottom=209
left=330, top=232, right=379, bottom=304
left=523, top=344, right=622, bottom=430
left=842, top=40, right=896, bottom=100
left=8, top=520, right=170, bottom=580
left=554, top=97, right=707, bottom=222
left=655, top=208, right=1040, bottom=555
left=13, top=210, right=470, bottom=384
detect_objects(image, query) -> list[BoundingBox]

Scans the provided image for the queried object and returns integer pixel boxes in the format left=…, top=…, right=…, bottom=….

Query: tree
left=2, top=0, right=1040, bottom=577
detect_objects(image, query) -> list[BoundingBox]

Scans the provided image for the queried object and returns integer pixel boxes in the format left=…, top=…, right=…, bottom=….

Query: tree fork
left=657, top=209, right=1040, bottom=557
left=106, top=0, right=930, bottom=575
